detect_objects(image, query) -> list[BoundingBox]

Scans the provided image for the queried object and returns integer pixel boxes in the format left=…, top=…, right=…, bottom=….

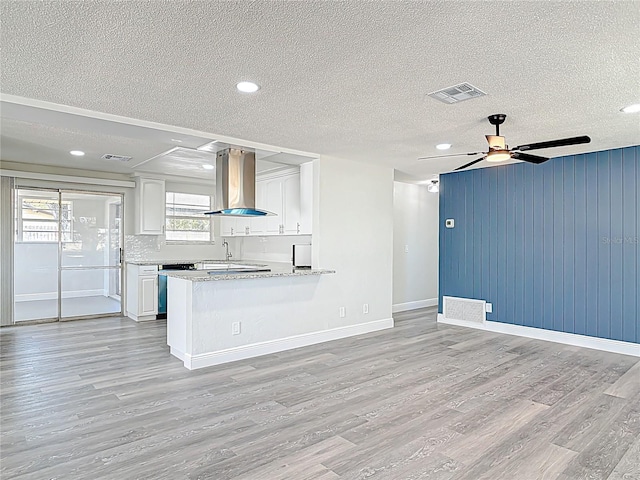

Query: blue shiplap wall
left=439, top=146, right=639, bottom=344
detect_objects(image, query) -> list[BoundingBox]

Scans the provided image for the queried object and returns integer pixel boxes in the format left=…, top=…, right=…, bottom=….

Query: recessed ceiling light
left=202, top=164, right=215, bottom=170
left=621, top=103, right=640, bottom=113
left=70, top=150, right=85, bottom=156
left=171, top=138, right=183, bottom=143
left=236, top=81, right=260, bottom=93
left=436, top=143, right=452, bottom=150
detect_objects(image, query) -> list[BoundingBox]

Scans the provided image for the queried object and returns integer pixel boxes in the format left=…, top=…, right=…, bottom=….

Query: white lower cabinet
left=126, top=264, right=158, bottom=321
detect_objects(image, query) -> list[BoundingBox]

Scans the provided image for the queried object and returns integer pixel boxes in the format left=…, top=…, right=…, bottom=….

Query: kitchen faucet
left=222, top=239, right=232, bottom=262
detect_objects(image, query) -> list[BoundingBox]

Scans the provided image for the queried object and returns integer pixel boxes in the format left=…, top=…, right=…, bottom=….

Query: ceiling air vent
left=101, top=154, right=132, bottom=162
left=427, top=83, right=487, bottom=104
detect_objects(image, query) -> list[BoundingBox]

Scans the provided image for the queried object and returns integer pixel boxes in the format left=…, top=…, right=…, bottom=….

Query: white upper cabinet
left=220, top=216, right=237, bottom=236
left=265, top=178, right=284, bottom=234
left=282, top=173, right=301, bottom=234
left=299, top=162, right=313, bottom=235
left=218, top=164, right=313, bottom=237
left=250, top=181, right=267, bottom=235
left=135, top=178, right=165, bottom=235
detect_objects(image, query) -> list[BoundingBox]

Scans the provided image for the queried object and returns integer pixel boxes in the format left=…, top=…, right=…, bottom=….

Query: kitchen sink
left=207, top=266, right=271, bottom=275
left=201, top=263, right=253, bottom=270
left=200, top=263, right=271, bottom=274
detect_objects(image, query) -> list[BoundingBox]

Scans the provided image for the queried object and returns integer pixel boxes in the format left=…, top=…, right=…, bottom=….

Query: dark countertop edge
left=162, top=269, right=335, bottom=282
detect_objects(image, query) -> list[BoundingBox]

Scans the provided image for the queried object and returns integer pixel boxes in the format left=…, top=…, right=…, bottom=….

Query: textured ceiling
left=1, top=1, right=639, bottom=181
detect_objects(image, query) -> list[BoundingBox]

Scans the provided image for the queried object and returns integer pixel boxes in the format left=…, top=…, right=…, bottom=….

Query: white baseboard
left=127, top=311, right=159, bottom=322
left=437, top=314, right=640, bottom=357
left=393, top=298, right=438, bottom=313
left=15, top=289, right=105, bottom=302
left=183, top=317, right=395, bottom=370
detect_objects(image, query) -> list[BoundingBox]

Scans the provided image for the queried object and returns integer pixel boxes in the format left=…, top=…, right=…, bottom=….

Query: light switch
left=445, top=219, right=455, bottom=228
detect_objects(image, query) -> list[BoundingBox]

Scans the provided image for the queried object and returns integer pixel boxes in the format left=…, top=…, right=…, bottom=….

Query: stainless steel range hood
left=205, top=148, right=272, bottom=217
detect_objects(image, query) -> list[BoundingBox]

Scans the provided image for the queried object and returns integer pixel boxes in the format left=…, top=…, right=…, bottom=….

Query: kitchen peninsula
left=163, top=262, right=335, bottom=369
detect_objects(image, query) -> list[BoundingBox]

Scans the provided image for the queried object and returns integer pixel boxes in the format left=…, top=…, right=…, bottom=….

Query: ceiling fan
left=419, top=114, right=591, bottom=171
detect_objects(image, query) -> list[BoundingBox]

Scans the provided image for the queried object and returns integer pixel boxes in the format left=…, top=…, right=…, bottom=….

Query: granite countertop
left=161, top=263, right=335, bottom=282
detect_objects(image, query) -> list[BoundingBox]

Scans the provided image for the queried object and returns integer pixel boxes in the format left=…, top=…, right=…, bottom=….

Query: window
left=15, top=195, right=73, bottom=242
left=165, top=192, right=212, bottom=242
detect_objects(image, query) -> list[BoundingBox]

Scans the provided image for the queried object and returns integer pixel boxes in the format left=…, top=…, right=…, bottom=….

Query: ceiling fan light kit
left=419, top=114, right=591, bottom=172
left=486, top=150, right=511, bottom=162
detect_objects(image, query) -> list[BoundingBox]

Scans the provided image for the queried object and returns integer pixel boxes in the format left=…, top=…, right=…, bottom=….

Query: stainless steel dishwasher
left=158, top=263, right=196, bottom=318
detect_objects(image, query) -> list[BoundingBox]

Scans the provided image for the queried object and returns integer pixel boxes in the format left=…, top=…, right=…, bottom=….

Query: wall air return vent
left=101, top=154, right=132, bottom=162
left=442, top=296, right=486, bottom=324
left=427, top=83, right=487, bottom=104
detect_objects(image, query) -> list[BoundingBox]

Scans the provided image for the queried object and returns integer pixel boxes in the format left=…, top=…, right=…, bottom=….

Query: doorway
left=13, top=188, right=124, bottom=322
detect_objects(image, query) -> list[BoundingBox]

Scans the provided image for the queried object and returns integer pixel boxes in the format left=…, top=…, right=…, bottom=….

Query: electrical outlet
left=339, top=307, right=346, bottom=318
left=485, top=303, right=493, bottom=313
left=232, top=321, right=241, bottom=335
left=363, top=304, right=369, bottom=314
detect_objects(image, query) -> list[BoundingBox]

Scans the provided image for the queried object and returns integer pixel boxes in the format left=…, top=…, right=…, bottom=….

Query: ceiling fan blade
left=454, top=156, right=486, bottom=171
left=511, top=152, right=549, bottom=164
left=418, top=151, right=484, bottom=161
left=514, top=135, right=591, bottom=152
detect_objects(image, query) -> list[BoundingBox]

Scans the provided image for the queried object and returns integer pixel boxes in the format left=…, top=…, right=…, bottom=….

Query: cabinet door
left=137, top=178, right=165, bottom=235
left=282, top=173, right=301, bottom=234
left=299, top=162, right=313, bottom=234
left=220, top=217, right=237, bottom=236
left=265, top=179, right=283, bottom=234
left=250, top=181, right=267, bottom=235
left=138, top=275, right=158, bottom=316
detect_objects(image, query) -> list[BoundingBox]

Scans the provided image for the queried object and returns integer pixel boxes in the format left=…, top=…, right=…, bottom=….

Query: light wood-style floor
left=1, top=308, right=639, bottom=480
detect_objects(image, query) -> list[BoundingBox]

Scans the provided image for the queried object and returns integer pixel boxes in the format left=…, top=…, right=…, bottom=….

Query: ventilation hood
left=205, top=148, right=273, bottom=217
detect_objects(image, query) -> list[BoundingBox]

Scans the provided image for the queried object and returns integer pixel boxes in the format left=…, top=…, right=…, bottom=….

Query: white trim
left=15, top=289, right=105, bottom=302
left=182, top=318, right=395, bottom=370
left=392, top=298, right=438, bottom=313
left=127, top=312, right=158, bottom=322
left=437, top=314, right=640, bottom=357
left=1, top=169, right=135, bottom=188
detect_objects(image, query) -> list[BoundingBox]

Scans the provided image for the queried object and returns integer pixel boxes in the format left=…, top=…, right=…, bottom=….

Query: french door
left=14, top=188, right=124, bottom=322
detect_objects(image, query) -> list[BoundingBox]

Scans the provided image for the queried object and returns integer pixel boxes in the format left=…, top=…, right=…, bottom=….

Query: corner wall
left=393, top=181, right=439, bottom=312
left=439, top=146, right=639, bottom=344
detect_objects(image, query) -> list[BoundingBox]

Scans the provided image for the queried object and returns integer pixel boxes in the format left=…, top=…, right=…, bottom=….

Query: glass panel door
left=60, top=192, right=123, bottom=319
left=13, top=189, right=61, bottom=322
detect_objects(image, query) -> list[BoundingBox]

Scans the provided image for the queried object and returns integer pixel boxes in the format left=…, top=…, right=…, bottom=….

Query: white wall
left=313, top=156, right=394, bottom=328
left=392, top=181, right=439, bottom=312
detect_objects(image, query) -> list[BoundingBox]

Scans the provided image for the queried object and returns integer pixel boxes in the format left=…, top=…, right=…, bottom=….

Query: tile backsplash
left=124, top=235, right=225, bottom=262
left=236, top=235, right=311, bottom=263
left=124, top=234, right=311, bottom=264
